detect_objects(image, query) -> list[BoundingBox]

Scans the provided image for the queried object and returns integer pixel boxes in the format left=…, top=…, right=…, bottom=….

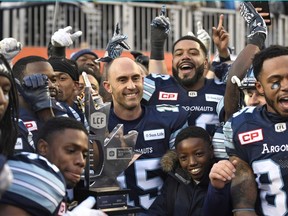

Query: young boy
left=149, top=126, right=214, bottom=215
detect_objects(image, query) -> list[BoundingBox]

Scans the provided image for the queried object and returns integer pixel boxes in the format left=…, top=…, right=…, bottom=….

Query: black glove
left=107, top=22, right=130, bottom=59
left=240, top=2, right=267, bottom=49
left=150, top=5, right=170, bottom=60
left=15, top=74, right=52, bottom=112
left=97, top=23, right=130, bottom=63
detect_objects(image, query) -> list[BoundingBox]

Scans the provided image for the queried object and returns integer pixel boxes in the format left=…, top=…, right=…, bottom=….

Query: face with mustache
left=173, top=63, right=205, bottom=89
left=172, top=39, right=208, bottom=89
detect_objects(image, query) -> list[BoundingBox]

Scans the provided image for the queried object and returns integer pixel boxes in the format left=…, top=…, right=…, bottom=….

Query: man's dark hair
left=172, top=35, right=208, bottom=57
left=102, top=58, right=117, bottom=81
left=36, top=117, right=88, bottom=145
left=174, top=126, right=211, bottom=148
left=12, top=56, right=48, bottom=82
left=253, top=45, right=288, bottom=80
left=98, top=58, right=117, bottom=103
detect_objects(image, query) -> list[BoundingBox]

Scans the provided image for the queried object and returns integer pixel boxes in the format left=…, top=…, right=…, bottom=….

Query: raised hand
left=196, top=21, right=211, bottom=55
left=240, top=2, right=267, bottom=38
left=113, top=23, right=130, bottom=50
left=212, top=14, right=230, bottom=57
left=209, top=159, right=237, bottom=189
left=151, top=5, right=170, bottom=35
left=51, top=26, right=82, bottom=47
left=98, top=22, right=130, bottom=63
left=108, top=22, right=130, bottom=58
left=0, top=38, right=22, bottom=61
left=150, top=5, right=170, bottom=60
left=15, top=74, right=52, bottom=112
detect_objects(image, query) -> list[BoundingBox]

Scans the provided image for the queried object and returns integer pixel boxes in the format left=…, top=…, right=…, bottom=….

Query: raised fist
left=15, top=74, right=52, bottom=112
left=0, top=38, right=22, bottom=61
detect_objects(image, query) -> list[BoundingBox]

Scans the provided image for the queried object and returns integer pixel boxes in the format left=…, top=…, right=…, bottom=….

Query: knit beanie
left=70, top=49, right=98, bottom=61
left=49, top=57, right=79, bottom=81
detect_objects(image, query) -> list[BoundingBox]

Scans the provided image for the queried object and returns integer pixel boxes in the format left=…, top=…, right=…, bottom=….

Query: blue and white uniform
left=224, top=106, right=288, bottom=216
left=109, top=104, right=189, bottom=211
left=15, top=119, right=35, bottom=153
left=143, top=74, right=225, bottom=136
left=19, top=99, right=86, bottom=149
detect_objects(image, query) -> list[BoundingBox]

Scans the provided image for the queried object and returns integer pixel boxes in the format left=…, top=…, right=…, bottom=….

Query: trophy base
left=101, top=206, right=142, bottom=215
left=75, top=187, right=142, bottom=214
left=90, top=187, right=128, bottom=209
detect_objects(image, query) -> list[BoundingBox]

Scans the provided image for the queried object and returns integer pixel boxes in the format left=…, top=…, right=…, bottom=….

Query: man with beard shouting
left=143, top=10, right=228, bottom=136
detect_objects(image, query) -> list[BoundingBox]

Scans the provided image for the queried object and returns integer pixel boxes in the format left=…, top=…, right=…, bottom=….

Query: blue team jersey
left=143, top=74, right=225, bottom=136
left=224, top=106, right=288, bottom=216
left=109, top=104, right=189, bottom=210
left=19, top=99, right=86, bottom=148
left=19, top=106, right=44, bottom=146
left=15, top=119, right=35, bottom=153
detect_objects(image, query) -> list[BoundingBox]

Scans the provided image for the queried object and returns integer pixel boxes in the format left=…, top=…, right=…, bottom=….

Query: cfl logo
left=90, top=112, right=106, bottom=129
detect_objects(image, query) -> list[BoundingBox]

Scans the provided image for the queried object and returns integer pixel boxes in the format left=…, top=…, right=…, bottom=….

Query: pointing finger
left=160, top=5, right=166, bottom=16
left=70, top=31, right=83, bottom=41
left=217, top=14, right=224, bottom=31
left=63, top=26, right=72, bottom=33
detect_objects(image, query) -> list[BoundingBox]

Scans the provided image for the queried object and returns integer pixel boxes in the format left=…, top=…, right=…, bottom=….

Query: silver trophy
left=76, top=72, right=139, bottom=213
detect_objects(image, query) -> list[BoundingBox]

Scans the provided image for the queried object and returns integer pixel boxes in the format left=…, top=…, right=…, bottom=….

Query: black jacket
left=149, top=150, right=211, bottom=216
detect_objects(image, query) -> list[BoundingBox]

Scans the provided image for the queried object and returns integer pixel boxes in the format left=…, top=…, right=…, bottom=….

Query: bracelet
left=232, top=208, right=255, bottom=213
